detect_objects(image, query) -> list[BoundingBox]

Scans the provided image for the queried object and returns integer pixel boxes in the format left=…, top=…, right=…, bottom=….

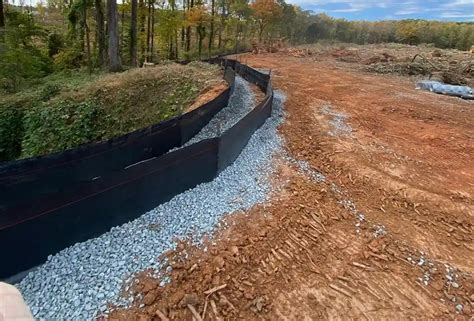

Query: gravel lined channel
left=17, top=76, right=286, bottom=320
left=185, top=76, right=254, bottom=145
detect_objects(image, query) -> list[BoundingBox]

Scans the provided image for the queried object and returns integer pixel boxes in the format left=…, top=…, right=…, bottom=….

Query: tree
left=146, top=0, right=154, bottom=61
left=66, top=0, right=93, bottom=69
left=250, top=0, right=282, bottom=42
left=216, top=0, right=228, bottom=50
left=150, top=0, right=155, bottom=61
left=156, top=4, right=181, bottom=59
left=396, top=21, right=420, bottom=45
left=138, top=0, right=147, bottom=61
left=185, top=0, right=193, bottom=52
left=0, top=9, right=51, bottom=91
left=130, top=0, right=137, bottom=66
left=276, top=0, right=295, bottom=42
left=94, top=0, right=106, bottom=67
left=0, top=0, right=5, bottom=29
left=82, top=1, right=92, bottom=72
left=186, top=3, right=208, bottom=58
left=107, top=0, right=122, bottom=71
left=230, top=0, right=251, bottom=53
left=208, top=0, right=215, bottom=56
left=305, top=13, right=333, bottom=42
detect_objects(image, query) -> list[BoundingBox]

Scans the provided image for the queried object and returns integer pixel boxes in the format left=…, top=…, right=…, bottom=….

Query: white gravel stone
left=185, top=76, right=255, bottom=144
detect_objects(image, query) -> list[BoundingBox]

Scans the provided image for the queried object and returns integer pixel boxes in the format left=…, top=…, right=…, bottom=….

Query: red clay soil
left=109, top=52, right=473, bottom=320
left=186, top=82, right=228, bottom=113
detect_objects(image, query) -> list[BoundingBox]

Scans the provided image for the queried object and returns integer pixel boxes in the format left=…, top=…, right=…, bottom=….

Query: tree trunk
left=139, top=0, right=146, bottom=62
left=181, top=27, right=185, bottom=50
left=197, top=25, right=204, bottom=58
left=197, top=28, right=201, bottom=58
left=146, top=0, right=151, bottom=61
left=120, top=5, right=125, bottom=50
left=258, top=21, right=264, bottom=42
left=181, top=0, right=185, bottom=50
left=0, top=0, right=5, bottom=29
left=0, top=0, right=5, bottom=44
left=94, top=0, right=106, bottom=67
left=234, top=26, right=239, bottom=53
left=185, top=0, right=193, bottom=52
left=217, top=4, right=226, bottom=50
left=130, top=0, right=138, bottom=66
left=208, top=0, right=214, bottom=57
left=84, top=6, right=92, bottom=72
left=79, top=13, right=85, bottom=53
left=174, top=28, right=178, bottom=59
left=168, top=38, right=173, bottom=59
left=107, top=0, right=122, bottom=71
left=150, top=3, right=155, bottom=62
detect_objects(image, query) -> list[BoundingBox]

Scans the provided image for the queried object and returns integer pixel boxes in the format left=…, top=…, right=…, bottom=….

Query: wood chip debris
left=155, top=309, right=170, bottom=321
left=204, top=284, right=227, bottom=295
left=187, top=304, right=203, bottom=321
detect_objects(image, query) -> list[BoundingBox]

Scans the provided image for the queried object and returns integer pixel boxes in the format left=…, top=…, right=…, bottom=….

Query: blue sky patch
left=287, top=0, right=474, bottom=21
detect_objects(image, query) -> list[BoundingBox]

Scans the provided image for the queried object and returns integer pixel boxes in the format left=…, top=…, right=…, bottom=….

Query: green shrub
left=0, top=104, right=25, bottom=161
left=53, top=45, right=84, bottom=70
left=0, top=63, right=221, bottom=161
left=39, top=84, right=62, bottom=101
left=0, top=9, right=53, bottom=92
left=21, top=99, right=105, bottom=157
left=0, top=47, right=52, bottom=92
left=48, top=32, right=65, bottom=58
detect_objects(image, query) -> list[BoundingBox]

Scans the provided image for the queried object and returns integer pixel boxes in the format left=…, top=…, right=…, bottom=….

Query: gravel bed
left=184, top=76, right=254, bottom=146
left=17, top=79, right=286, bottom=320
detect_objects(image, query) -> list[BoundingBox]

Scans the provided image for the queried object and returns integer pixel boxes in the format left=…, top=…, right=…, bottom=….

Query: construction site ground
left=110, top=48, right=474, bottom=320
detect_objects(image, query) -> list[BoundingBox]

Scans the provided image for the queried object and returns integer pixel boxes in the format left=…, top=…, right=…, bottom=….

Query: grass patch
left=0, top=63, right=223, bottom=161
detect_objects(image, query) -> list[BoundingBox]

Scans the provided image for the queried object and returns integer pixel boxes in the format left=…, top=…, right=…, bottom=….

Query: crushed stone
left=17, top=80, right=287, bottom=320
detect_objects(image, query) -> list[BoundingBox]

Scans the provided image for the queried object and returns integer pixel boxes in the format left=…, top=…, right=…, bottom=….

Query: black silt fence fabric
left=0, top=59, right=273, bottom=279
left=217, top=94, right=273, bottom=172
left=0, top=82, right=232, bottom=180
left=0, top=138, right=219, bottom=278
left=0, top=81, right=232, bottom=214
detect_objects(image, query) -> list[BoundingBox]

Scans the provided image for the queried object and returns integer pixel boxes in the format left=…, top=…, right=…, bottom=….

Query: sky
left=15, top=0, right=474, bottom=22
left=286, top=0, right=474, bottom=21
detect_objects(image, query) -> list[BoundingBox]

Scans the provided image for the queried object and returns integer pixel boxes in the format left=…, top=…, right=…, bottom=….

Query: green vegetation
left=0, top=63, right=221, bottom=161
left=304, top=14, right=474, bottom=52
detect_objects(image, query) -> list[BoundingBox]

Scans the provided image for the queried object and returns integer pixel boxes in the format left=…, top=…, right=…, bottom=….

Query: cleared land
left=110, top=45, right=473, bottom=320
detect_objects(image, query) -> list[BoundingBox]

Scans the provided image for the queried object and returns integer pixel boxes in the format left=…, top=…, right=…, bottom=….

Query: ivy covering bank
left=0, top=62, right=222, bottom=161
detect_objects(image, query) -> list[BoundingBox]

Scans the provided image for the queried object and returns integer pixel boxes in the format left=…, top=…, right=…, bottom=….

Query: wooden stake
left=187, top=304, right=203, bottom=321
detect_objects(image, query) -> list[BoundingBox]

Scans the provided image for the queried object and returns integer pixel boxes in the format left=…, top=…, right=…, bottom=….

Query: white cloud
left=395, top=9, right=421, bottom=15
left=443, top=0, right=474, bottom=7
left=330, top=8, right=363, bottom=12
left=439, top=12, right=474, bottom=18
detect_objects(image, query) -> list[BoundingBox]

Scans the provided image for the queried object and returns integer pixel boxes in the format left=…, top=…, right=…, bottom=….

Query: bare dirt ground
left=110, top=48, right=474, bottom=320
left=186, top=82, right=228, bottom=113
left=285, top=43, right=474, bottom=87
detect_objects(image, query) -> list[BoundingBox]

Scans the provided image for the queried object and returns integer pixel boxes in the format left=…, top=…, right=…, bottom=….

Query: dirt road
left=110, top=53, right=473, bottom=320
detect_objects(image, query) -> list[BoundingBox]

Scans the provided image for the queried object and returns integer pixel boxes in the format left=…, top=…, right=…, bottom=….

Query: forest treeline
left=0, top=0, right=473, bottom=89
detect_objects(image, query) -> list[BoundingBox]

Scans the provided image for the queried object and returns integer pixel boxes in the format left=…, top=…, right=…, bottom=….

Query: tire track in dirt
left=109, top=52, right=473, bottom=320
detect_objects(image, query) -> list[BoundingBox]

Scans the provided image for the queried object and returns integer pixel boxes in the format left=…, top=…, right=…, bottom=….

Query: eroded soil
left=109, top=51, right=473, bottom=320
left=186, top=82, right=228, bottom=113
